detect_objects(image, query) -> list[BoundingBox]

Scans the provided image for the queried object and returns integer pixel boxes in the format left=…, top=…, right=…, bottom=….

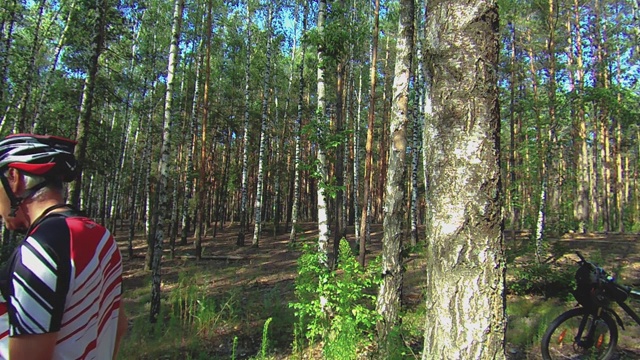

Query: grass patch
left=506, top=296, right=567, bottom=349
left=118, top=264, right=297, bottom=360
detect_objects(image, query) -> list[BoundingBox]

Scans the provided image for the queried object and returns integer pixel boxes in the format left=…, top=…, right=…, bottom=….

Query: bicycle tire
left=541, top=307, right=618, bottom=360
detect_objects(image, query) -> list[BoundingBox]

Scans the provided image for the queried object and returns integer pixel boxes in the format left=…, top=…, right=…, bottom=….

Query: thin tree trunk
left=290, top=2, right=307, bottom=243
left=252, top=4, right=274, bottom=248
left=332, top=58, right=346, bottom=261
left=237, top=0, right=252, bottom=247
left=195, top=0, right=212, bottom=259
left=181, top=44, right=201, bottom=246
left=149, top=0, right=184, bottom=323
left=33, top=0, right=77, bottom=132
left=359, top=0, right=380, bottom=267
left=376, top=0, right=413, bottom=352
left=353, top=66, right=363, bottom=246
left=69, top=0, right=110, bottom=207
left=16, top=0, right=46, bottom=132
left=0, top=0, right=18, bottom=127
left=573, top=0, right=589, bottom=232
left=535, top=0, right=559, bottom=259
left=508, top=22, right=519, bottom=238
left=410, top=0, right=425, bottom=247
left=316, top=0, right=330, bottom=267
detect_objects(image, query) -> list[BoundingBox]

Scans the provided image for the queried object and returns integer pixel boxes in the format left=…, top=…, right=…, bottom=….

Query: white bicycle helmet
left=0, top=134, right=78, bottom=215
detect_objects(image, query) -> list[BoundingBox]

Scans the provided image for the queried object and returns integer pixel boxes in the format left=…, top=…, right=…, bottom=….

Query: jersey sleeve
left=7, top=217, right=71, bottom=336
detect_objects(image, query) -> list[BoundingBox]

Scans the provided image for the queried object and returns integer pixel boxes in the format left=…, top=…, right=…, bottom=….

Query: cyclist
left=0, top=134, right=127, bottom=359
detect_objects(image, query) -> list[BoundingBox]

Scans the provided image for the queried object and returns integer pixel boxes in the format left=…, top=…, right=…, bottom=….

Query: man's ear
left=6, top=168, right=23, bottom=194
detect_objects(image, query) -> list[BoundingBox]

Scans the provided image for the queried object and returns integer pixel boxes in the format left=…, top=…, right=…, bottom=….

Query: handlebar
left=575, top=251, right=633, bottom=298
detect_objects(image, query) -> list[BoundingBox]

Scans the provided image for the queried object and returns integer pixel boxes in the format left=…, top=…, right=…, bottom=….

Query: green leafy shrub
left=289, top=239, right=381, bottom=360
left=508, top=261, right=574, bottom=299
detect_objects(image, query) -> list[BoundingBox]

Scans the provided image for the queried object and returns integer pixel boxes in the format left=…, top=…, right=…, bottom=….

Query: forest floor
left=115, top=222, right=640, bottom=359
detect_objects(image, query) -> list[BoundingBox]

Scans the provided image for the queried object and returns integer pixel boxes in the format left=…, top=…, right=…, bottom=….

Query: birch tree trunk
left=422, top=0, right=505, bottom=357
left=316, top=0, right=330, bottom=266
left=535, top=0, right=559, bottom=259
left=252, top=4, right=274, bottom=248
left=289, top=1, right=307, bottom=243
left=376, top=0, right=413, bottom=352
left=353, top=68, right=363, bottom=246
left=237, top=0, right=252, bottom=247
left=149, top=0, right=184, bottom=323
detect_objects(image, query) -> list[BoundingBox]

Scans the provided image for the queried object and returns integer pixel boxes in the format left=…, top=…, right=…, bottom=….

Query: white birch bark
left=316, top=0, right=330, bottom=267
left=376, top=0, right=413, bottom=351
left=289, top=2, right=307, bottom=243
left=421, top=0, right=505, bottom=357
left=237, top=0, right=252, bottom=246
left=252, top=4, right=274, bottom=248
left=150, top=0, right=184, bottom=323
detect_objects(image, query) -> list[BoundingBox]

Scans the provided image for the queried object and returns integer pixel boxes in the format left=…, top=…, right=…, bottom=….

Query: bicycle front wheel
left=541, top=307, right=618, bottom=360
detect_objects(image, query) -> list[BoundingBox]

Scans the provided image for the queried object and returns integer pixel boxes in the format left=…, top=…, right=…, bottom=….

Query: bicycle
left=540, top=251, right=640, bottom=359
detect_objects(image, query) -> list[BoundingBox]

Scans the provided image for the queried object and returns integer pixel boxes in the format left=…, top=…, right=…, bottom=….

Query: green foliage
left=260, top=318, right=272, bottom=359
left=508, top=261, right=574, bottom=298
left=506, top=237, right=576, bottom=301
left=231, top=336, right=238, bottom=360
left=289, top=239, right=381, bottom=359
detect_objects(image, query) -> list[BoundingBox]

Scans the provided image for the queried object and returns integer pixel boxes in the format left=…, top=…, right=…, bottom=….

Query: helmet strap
left=1, top=174, right=22, bottom=217
left=0, top=175, right=51, bottom=217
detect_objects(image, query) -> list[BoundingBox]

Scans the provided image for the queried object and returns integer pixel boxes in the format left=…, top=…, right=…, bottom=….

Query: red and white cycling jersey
left=0, top=211, right=122, bottom=359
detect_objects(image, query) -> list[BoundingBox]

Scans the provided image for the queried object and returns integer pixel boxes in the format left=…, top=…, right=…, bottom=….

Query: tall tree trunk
left=252, top=4, right=274, bottom=248
left=573, top=0, right=589, bottom=232
left=353, top=66, right=363, bottom=246
left=15, top=0, right=46, bottom=133
left=0, top=0, right=17, bottom=126
left=149, top=0, right=184, bottom=323
left=33, top=0, right=77, bottom=132
left=376, top=0, right=413, bottom=352
left=535, top=0, right=559, bottom=259
left=410, top=0, right=426, bottom=247
left=195, top=0, right=212, bottom=259
left=143, top=78, right=158, bottom=271
left=359, top=0, right=380, bottom=267
left=421, top=0, right=505, bottom=357
left=614, top=47, right=624, bottom=232
left=376, top=36, right=392, bottom=223
left=237, top=0, right=252, bottom=247
left=69, top=0, right=110, bottom=207
left=289, top=2, right=307, bottom=243
left=181, top=43, right=202, bottom=246
left=332, top=58, right=346, bottom=260
left=508, top=22, right=520, bottom=237
left=316, top=0, right=330, bottom=267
